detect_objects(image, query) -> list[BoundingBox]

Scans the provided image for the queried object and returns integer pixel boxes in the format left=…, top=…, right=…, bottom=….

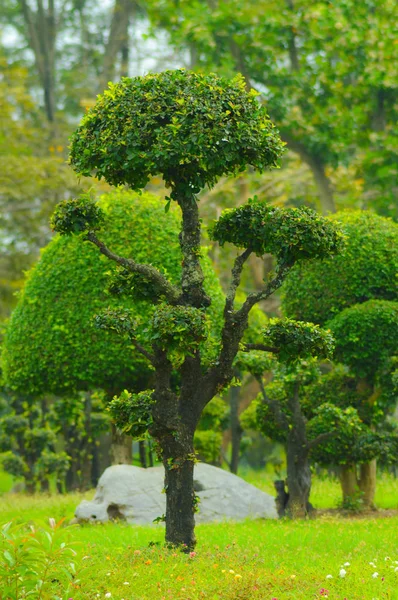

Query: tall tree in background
left=147, top=0, right=398, bottom=217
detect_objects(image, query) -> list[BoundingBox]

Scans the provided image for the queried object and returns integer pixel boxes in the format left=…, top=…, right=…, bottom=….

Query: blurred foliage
left=328, top=300, right=398, bottom=380
left=147, top=0, right=398, bottom=217
left=282, top=211, right=398, bottom=324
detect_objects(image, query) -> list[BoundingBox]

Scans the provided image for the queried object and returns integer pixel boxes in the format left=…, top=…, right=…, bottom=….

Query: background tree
left=3, top=190, right=224, bottom=468
left=52, top=69, right=343, bottom=548
left=282, top=211, right=398, bottom=505
left=305, top=363, right=398, bottom=508
left=239, top=324, right=337, bottom=518
left=146, top=0, right=398, bottom=217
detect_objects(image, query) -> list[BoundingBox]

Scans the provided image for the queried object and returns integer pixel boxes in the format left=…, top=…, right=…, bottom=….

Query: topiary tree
left=326, top=300, right=398, bottom=506
left=305, top=364, right=398, bottom=509
left=50, top=69, right=343, bottom=548
left=239, top=323, right=338, bottom=518
left=0, top=390, right=71, bottom=494
left=3, top=190, right=224, bottom=469
left=282, top=212, right=398, bottom=507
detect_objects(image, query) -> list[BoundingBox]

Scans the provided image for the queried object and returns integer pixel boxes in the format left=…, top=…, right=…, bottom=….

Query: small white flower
left=339, top=569, right=347, bottom=578
left=372, top=572, right=378, bottom=578
left=326, top=574, right=333, bottom=579
left=369, top=562, right=376, bottom=567
left=395, top=567, right=398, bottom=572
left=344, top=562, right=350, bottom=567
left=385, top=557, right=391, bottom=561
left=123, top=582, right=130, bottom=585
left=105, top=594, right=112, bottom=598
left=107, top=572, right=111, bottom=576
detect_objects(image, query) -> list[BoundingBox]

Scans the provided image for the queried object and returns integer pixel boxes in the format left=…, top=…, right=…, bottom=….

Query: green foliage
left=302, top=365, right=372, bottom=422
left=262, top=318, right=334, bottom=363
left=194, top=397, right=228, bottom=464
left=0, top=519, right=80, bottom=599
left=51, top=193, right=105, bottom=235
left=193, top=431, right=223, bottom=465
left=69, top=70, right=284, bottom=193
left=328, top=300, right=398, bottom=379
left=151, top=304, right=207, bottom=353
left=108, top=390, right=155, bottom=439
left=0, top=392, right=74, bottom=489
left=235, top=351, right=274, bottom=378
left=209, top=198, right=344, bottom=261
left=1, top=453, right=27, bottom=479
left=282, top=211, right=398, bottom=325
left=308, top=404, right=367, bottom=465
left=3, top=191, right=224, bottom=395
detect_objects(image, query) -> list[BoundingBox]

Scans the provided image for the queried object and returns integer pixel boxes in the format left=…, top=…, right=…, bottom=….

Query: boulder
left=75, top=463, right=277, bottom=524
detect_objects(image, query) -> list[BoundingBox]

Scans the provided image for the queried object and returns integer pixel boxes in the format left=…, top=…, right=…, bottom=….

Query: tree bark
left=139, top=440, right=147, bottom=468
left=339, top=464, right=359, bottom=502
left=162, top=430, right=196, bottom=550
left=229, top=384, right=242, bottom=474
left=100, top=0, right=133, bottom=91
left=18, top=0, right=57, bottom=124
left=358, top=460, right=377, bottom=508
left=110, top=424, right=132, bottom=464
left=285, top=434, right=312, bottom=518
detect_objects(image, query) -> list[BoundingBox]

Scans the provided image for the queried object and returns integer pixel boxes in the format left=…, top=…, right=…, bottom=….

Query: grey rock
left=75, top=463, right=277, bottom=524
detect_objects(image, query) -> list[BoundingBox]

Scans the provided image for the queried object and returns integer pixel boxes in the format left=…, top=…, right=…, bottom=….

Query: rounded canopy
left=281, top=211, right=398, bottom=325
left=3, top=191, right=224, bottom=396
left=69, top=70, right=284, bottom=193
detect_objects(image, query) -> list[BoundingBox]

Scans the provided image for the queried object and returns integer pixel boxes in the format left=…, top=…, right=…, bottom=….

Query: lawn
left=1, top=471, right=398, bottom=599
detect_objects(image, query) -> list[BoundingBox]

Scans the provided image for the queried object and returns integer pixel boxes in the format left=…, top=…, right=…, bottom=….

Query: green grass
left=1, top=473, right=398, bottom=599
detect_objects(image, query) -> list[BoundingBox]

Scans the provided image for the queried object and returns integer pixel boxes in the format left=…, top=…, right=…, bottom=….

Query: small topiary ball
left=262, top=318, right=335, bottom=363
left=69, top=70, right=284, bottom=194
left=209, top=198, right=344, bottom=261
left=327, top=299, right=398, bottom=379
left=51, top=193, right=104, bottom=235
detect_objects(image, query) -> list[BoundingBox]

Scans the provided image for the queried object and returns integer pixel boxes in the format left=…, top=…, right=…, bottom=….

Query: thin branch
left=257, top=377, right=289, bottom=432
left=243, top=343, right=279, bottom=354
left=307, top=431, right=337, bottom=450
left=85, top=231, right=181, bottom=304
left=224, top=248, right=252, bottom=317
left=130, top=338, right=156, bottom=365
left=237, top=261, right=292, bottom=318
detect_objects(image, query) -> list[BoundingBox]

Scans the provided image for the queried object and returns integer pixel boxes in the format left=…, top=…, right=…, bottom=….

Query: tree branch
left=243, top=343, right=279, bottom=353
left=177, top=193, right=211, bottom=308
left=224, top=248, right=252, bottom=317
left=257, top=376, right=289, bottom=432
left=307, top=431, right=337, bottom=450
left=130, top=338, right=156, bottom=365
left=85, top=231, right=181, bottom=304
left=237, top=261, right=292, bottom=318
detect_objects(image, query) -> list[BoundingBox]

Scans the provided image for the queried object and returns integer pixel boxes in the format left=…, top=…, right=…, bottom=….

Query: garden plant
left=48, top=69, right=343, bottom=549
left=282, top=211, right=398, bottom=506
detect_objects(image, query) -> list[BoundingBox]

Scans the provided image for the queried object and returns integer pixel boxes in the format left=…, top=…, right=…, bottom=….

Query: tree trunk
left=358, top=460, right=377, bottom=508
left=306, top=156, right=336, bottom=215
left=100, top=0, right=132, bottom=91
left=229, top=384, right=242, bottom=474
left=285, top=435, right=312, bottom=518
left=162, top=431, right=196, bottom=550
left=110, top=424, right=132, bottom=464
left=139, top=440, right=147, bottom=468
left=339, top=464, right=359, bottom=502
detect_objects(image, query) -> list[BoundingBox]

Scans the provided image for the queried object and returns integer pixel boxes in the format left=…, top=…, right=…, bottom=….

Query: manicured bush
left=282, top=211, right=398, bottom=324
